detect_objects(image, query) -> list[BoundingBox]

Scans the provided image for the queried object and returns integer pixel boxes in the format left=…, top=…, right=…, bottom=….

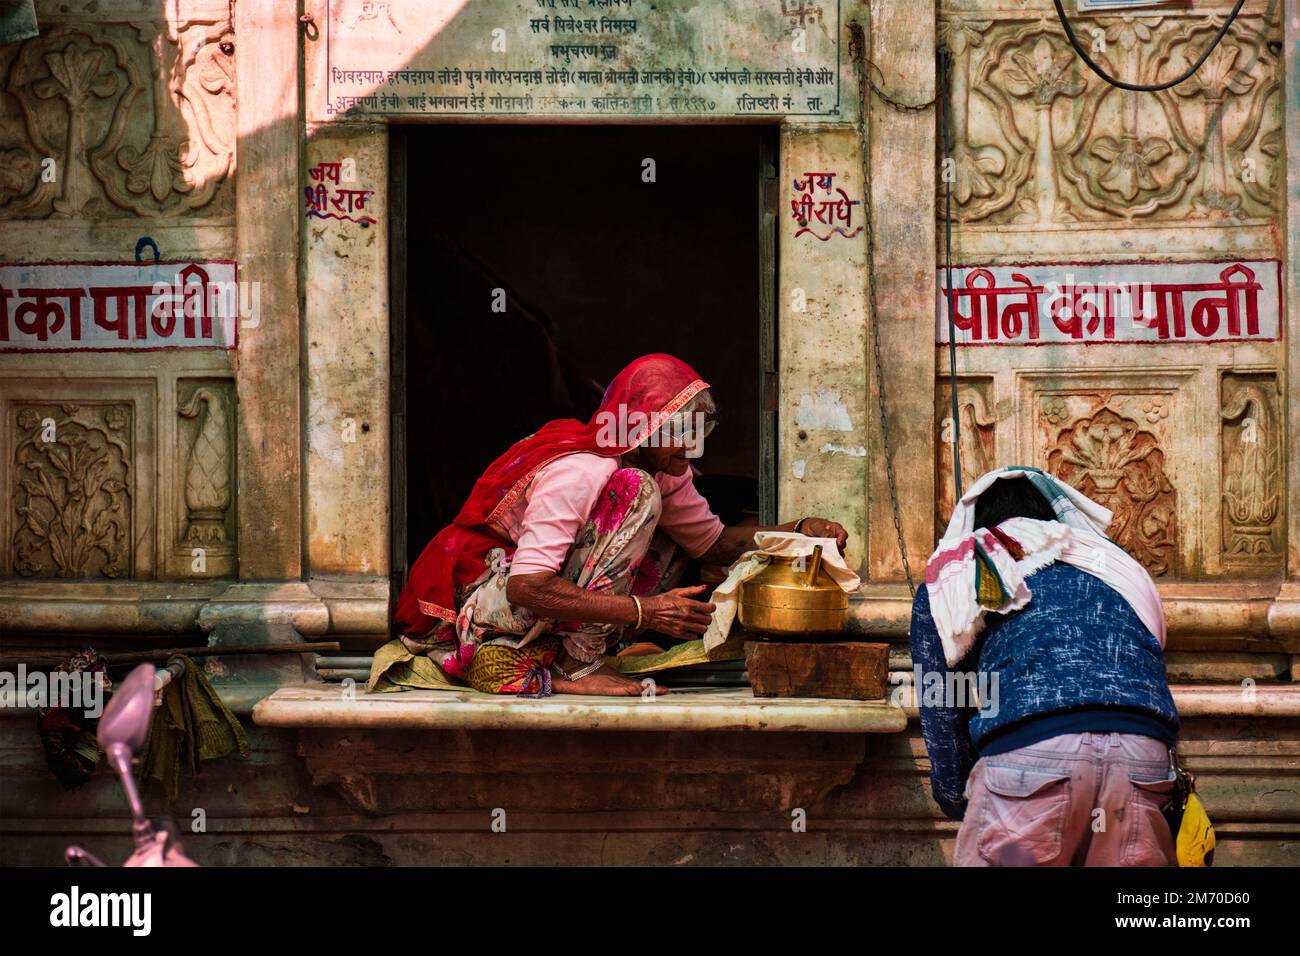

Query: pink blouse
left=498, top=453, right=725, bottom=577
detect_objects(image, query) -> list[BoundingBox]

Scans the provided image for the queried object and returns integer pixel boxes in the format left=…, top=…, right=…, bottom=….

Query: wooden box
left=744, top=640, right=890, bottom=701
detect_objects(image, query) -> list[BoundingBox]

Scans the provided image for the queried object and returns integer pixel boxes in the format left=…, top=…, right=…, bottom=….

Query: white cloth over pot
left=702, top=531, right=860, bottom=650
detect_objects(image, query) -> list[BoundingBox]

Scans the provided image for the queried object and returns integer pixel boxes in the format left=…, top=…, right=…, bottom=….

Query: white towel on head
left=924, top=466, right=1166, bottom=667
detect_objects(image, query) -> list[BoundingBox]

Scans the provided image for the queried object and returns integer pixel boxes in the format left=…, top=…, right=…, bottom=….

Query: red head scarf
left=395, top=353, right=709, bottom=635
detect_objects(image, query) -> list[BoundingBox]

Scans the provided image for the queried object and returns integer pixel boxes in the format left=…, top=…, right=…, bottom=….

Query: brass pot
left=738, top=545, right=848, bottom=638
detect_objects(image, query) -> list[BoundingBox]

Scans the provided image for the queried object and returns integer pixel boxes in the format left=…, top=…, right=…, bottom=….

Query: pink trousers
left=954, top=731, right=1178, bottom=867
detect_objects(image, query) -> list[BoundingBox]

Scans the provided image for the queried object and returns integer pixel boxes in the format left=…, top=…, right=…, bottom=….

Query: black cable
left=1052, top=0, right=1245, bottom=92
left=940, top=48, right=962, bottom=501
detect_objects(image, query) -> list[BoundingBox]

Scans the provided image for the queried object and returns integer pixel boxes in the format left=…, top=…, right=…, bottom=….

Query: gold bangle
left=794, top=516, right=811, bottom=534
left=631, top=595, right=643, bottom=630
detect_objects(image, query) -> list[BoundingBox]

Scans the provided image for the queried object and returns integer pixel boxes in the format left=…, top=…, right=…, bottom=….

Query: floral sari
left=393, top=354, right=706, bottom=694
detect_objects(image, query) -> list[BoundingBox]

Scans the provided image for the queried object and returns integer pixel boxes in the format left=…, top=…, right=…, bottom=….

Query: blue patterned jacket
left=908, top=561, right=1179, bottom=821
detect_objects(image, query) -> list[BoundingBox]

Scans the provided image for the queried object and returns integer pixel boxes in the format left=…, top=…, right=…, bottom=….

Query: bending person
left=911, top=466, right=1180, bottom=866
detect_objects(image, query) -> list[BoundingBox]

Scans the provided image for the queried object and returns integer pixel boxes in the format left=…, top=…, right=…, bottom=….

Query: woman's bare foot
left=552, top=661, right=668, bottom=696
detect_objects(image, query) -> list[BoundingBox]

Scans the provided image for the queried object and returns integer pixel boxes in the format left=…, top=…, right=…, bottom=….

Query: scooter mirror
left=97, top=663, right=156, bottom=755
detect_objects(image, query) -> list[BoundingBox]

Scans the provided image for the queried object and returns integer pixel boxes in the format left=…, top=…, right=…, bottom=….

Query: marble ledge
left=0, top=578, right=390, bottom=637
left=892, top=684, right=1300, bottom=720
left=252, top=684, right=910, bottom=734
left=9, top=682, right=1298, bottom=727
left=851, top=579, right=1298, bottom=649
left=1, top=578, right=1296, bottom=647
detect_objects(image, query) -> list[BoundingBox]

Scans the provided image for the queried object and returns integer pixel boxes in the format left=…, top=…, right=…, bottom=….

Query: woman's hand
left=639, top=584, right=716, bottom=639
left=799, top=517, right=849, bottom=552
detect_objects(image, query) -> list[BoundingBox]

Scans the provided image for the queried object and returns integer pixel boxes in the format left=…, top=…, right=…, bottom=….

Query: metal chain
left=849, top=25, right=920, bottom=598
left=861, top=55, right=937, bottom=114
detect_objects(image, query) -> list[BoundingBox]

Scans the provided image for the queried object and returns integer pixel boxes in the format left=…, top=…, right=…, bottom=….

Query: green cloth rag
left=140, top=654, right=249, bottom=803
left=0, top=1, right=38, bottom=45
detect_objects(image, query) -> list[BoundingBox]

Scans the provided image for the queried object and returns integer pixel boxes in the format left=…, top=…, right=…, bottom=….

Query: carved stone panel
left=1219, top=371, right=1282, bottom=571
left=936, top=2, right=1283, bottom=586
left=936, top=377, right=997, bottom=530
left=1021, top=381, right=1184, bottom=578
left=170, top=378, right=235, bottom=578
left=12, top=403, right=131, bottom=578
left=939, top=4, right=1282, bottom=229
left=1, top=380, right=156, bottom=579
left=0, top=14, right=235, bottom=222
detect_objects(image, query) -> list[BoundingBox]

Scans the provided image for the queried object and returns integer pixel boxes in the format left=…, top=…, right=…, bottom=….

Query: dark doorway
left=391, top=124, right=778, bottom=582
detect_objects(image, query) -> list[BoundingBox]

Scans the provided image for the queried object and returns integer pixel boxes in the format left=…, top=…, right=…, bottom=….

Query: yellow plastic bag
left=1176, top=791, right=1216, bottom=867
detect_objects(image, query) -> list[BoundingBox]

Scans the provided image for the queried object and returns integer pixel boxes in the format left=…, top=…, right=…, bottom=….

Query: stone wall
left=0, top=0, right=1297, bottom=866
left=2, top=710, right=1295, bottom=866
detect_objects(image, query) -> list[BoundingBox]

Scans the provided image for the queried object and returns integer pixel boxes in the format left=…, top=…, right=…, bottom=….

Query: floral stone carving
left=13, top=403, right=131, bottom=578
left=1045, top=404, right=1176, bottom=576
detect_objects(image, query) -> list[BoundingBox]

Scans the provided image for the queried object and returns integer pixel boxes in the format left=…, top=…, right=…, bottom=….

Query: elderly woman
left=395, top=353, right=847, bottom=697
